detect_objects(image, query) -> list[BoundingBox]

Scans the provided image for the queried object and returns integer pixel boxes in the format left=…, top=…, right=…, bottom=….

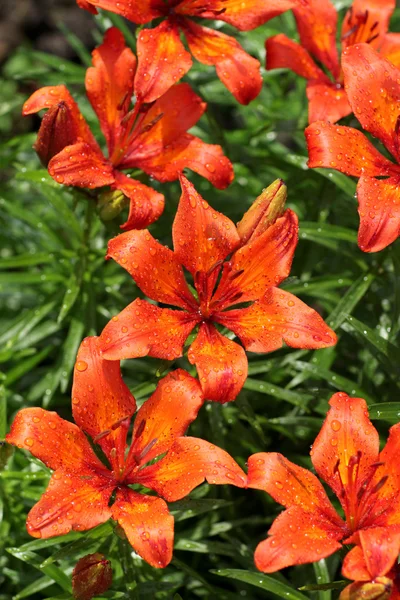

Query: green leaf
left=243, top=378, right=312, bottom=408
left=6, top=548, right=72, bottom=592
left=313, top=559, right=331, bottom=600
left=344, top=315, right=400, bottom=366
left=59, top=316, right=86, bottom=393
left=368, top=403, right=400, bottom=421
left=327, top=272, right=375, bottom=330
left=299, top=222, right=357, bottom=244
left=212, top=569, right=309, bottom=600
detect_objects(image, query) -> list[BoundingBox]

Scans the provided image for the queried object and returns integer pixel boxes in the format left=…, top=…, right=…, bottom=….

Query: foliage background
left=1, top=1, right=400, bottom=598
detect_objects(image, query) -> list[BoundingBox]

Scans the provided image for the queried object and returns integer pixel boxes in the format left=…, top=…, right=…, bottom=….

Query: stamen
left=93, top=429, right=111, bottom=443
left=117, top=92, right=129, bottom=111
left=111, top=416, right=130, bottom=431
left=136, top=438, right=158, bottom=463
left=371, top=475, right=388, bottom=494
left=135, top=419, right=146, bottom=438
left=229, top=269, right=245, bottom=281
left=138, top=112, right=164, bottom=135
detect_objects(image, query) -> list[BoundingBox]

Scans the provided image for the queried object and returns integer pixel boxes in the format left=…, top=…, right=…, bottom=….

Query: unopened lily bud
left=97, top=190, right=129, bottom=221
left=72, top=553, right=112, bottom=600
left=34, top=101, right=78, bottom=167
left=340, top=578, right=392, bottom=600
left=237, top=179, right=287, bottom=245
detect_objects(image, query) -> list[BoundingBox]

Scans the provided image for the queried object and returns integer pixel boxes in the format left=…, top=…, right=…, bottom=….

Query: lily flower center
left=342, top=9, right=380, bottom=48
left=334, top=451, right=388, bottom=532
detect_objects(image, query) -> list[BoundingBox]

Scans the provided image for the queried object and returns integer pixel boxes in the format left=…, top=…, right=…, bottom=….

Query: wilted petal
left=100, top=298, right=198, bottom=361
left=172, top=175, right=240, bottom=276
left=71, top=337, right=136, bottom=471
left=23, top=85, right=98, bottom=148
left=6, top=407, right=105, bottom=472
left=254, top=506, right=343, bottom=572
left=112, top=489, right=173, bottom=568
left=127, top=369, right=204, bottom=467
left=181, top=18, right=262, bottom=104
left=34, top=102, right=80, bottom=166
left=72, top=553, right=113, bottom=600
left=311, top=393, right=380, bottom=507
left=106, top=229, right=194, bottom=309
left=135, top=20, right=192, bottom=103
left=306, top=81, right=351, bottom=124
left=342, top=44, right=400, bottom=161
left=357, top=175, right=400, bottom=252
left=340, top=578, right=394, bottom=600
left=48, top=142, right=115, bottom=189
left=306, top=121, right=399, bottom=177
left=136, top=437, right=247, bottom=500
left=85, top=27, right=137, bottom=157
left=266, top=34, right=326, bottom=80
left=26, top=469, right=114, bottom=538
left=113, top=171, right=165, bottom=230
left=188, top=323, right=248, bottom=403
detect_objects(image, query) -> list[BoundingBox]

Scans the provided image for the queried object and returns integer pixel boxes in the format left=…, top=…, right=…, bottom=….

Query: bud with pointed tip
left=340, top=578, right=393, bottom=600
left=97, top=190, right=129, bottom=221
left=72, top=553, right=112, bottom=600
left=34, top=101, right=78, bottom=167
left=236, top=179, right=287, bottom=245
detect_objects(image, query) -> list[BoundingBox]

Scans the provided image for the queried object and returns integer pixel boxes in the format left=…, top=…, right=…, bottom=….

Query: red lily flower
left=76, top=0, right=305, bottom=105
left=98, top=175, right=336, bottom=403
left=22, top=28, right=233, bottom=230
left=266, top=0, right=400, bottom=123
left=306, top=43, right=400, bottom=252
left=247, top=392, right=400, bottom=572
left=5, top=337, right=246, bottom=568
left=340, top=527, right=400, bottom=600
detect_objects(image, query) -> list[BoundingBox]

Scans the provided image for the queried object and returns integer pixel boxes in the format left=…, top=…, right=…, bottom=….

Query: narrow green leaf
left=327, top=272, right=375, bottom=330
left=369, top=403, right=400, bottom=421
left=345, top=315, right=400, bottom=364
left=212, top=569, right=309, bottom=600
left=0, top=252, right=54, bottom=269
left=243, top=378, right=312, bottom=408
left=313, top=559, right=331, bottom=600
left=57, top=275, right=81, bottom=323
left=6, top=548, right=72, bottom=592
left=299, top=222, right=357, bottom=243
left=4, top=346, right=52, bottom=386
left=60, top=316, right=85, bottom=393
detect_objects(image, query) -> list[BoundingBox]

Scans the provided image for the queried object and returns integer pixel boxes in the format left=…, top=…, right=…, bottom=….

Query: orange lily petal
left=212, top=210, right=298, bottom=308
left=172, top=175, right=240, bottom=276
left=293, top=0, right=340, bottom=79
left=254, top=506, right=343, bottom=573
left=128, top=370, right=204, bottom=467
left=247, top=452, right=344, bottom=522
left=311, top=393, right=380, bottom=506
left=71, top=337, right=136, bottom=471
left=76, top=0, right=164, bottom=23
left=123, top=83, right=206, bottom=164
left=181, top=18, right=262, bottom=105
left=380, top=33, right=400, bottom=67
left=135, top=134, right=234, bottom=189
left=216, top=288, right=336, bottom=352
left=22, top=85, right=97, bottom=147
left=357, top=175, right=400, bottom=252
left=266, top=34, right=326, bottom=81
left=135, top=20, right=192, bottom=103
left=306, top=121, right=399, bottom=177
left=100, top=298, right=198, bottom=361
left=85, top=28, right=136, bottom=157
left=306, top=81, right=351, bottom=124
left=342, top=44, right=400, bottom=161
left=341, top=0, right=395, bottom=52
left=106, top=229, right=195, bottom=309
left=343, top=527, right=400, bottom=580
left=6, top=407, right=105, bottom=472
left=112, top=489, right=173, bottom=568
left=77, top=0, right=98, bottom=14
left=48, top=142, right=115, bottom=189
left=188, top=323, right=248, bottom=403
left=136, top=437, right=247, bottom=501
left=176, top=0, right=299, bottom=31
left=26, top=469, right=114, bottom=539
left=113, top=171, right=165, bottom=230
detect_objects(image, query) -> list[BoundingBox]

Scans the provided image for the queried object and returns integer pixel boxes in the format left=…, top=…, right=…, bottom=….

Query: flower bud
left=97, top=190, right=129, bottom=221
left=34, top=101, right=78, bottom=167
left=72, top=553, right=112, bottom=600
left=340, top=578, right=392, bottom=600
left=236, top=179, right=287, bottom=245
